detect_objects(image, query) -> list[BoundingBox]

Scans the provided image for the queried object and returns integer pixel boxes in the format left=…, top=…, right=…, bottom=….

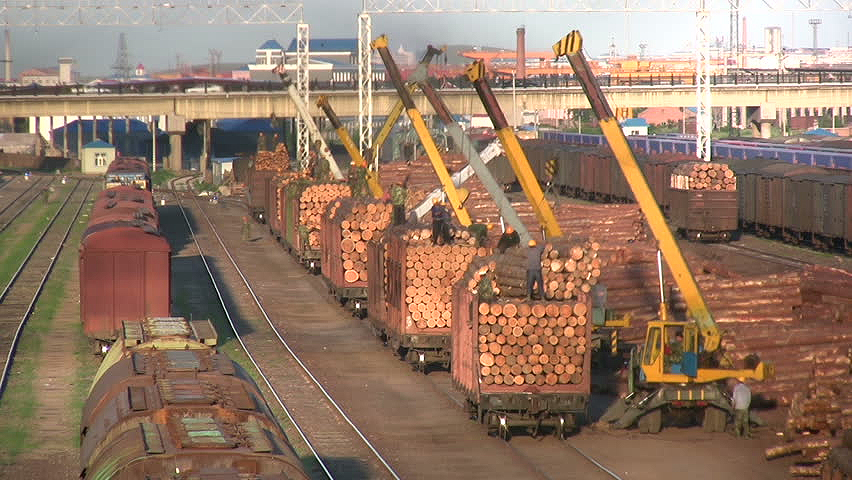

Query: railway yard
left=0, top=151, right=848, bottom=479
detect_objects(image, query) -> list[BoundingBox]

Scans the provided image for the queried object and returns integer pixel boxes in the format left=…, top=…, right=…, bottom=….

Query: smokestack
left=516, top=26, right=526, bottom=79
left=742, top=17, right=747, bottom=51
left=4, top=30, right=10, bottom=82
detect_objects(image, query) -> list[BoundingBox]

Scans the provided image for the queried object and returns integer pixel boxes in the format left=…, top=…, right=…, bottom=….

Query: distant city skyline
left=3, top=0, right=849, bottom=78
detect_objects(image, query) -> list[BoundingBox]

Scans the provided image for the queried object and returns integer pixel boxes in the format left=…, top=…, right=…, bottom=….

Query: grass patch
left=152, top=169, right=178, bottom=187
left=0, top=183, right=87, bottom=462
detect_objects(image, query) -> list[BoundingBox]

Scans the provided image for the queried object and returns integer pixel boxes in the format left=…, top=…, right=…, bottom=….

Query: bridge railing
left=0, top=70, right=849, bottom=97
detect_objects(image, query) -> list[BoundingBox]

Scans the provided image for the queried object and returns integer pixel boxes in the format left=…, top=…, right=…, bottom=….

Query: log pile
left=474, top=299, right=591, bottom=386
left=465, top=239, right=602, bottom=301
left=764, top=349, right=852, bottom=477
left=670, top=161, right=736, bottom=191
left=298, top=183, right=351, bottom=249
left=326, top=198, right=394, bottom=284
left=387, top=225, right=489, bottom=330
left=254, top=142, right=291, bottom=172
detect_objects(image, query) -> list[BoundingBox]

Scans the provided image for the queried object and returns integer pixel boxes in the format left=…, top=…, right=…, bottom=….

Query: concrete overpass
left=2, top=83, right=851, bottom=120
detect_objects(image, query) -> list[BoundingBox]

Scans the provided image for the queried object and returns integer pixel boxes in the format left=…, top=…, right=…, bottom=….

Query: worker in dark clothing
left=526, top=239, right=545, bottom=300
left=242, top=216, right=251, bottom=241
left=496, top=225, right=520, bottom=253
left=430, top=198, right=452, bottom=245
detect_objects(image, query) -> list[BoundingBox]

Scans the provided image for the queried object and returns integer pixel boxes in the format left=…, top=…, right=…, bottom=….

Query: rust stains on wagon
left=79, top=186, right=171, bottom=344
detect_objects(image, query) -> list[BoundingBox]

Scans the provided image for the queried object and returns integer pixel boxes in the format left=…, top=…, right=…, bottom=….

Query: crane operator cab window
left=642, top=326, right=662, bottom=370
left=664, top=327, right=685, bottom=374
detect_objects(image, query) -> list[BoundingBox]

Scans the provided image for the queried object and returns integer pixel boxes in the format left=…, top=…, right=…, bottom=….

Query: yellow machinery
left=464, top=60, right=563, bottom=239
left=372, top=35, right=472, bottom=227
left=372, top=47, right=441, bottom=165
left=553, top=30, right=772, bottom=433
left=316, top=95, right=384, bottom=199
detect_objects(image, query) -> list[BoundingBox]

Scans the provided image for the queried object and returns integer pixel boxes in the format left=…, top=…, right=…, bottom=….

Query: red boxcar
left=79, top=187, right=171, bottom=343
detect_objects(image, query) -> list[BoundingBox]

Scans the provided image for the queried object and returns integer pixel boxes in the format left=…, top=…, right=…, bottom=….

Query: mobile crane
left=315, top=95, right=384, bottom=199
left=372, top=35, right=472, bottom=227
left=553, top=30, right=773, bottom=433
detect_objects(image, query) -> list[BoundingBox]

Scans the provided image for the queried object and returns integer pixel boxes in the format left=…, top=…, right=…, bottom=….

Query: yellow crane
left=464, top=60, right=563, bottom=239
left=553, top=30, right=772, bottom=433
left=315, top=95, right=384, bottom=199
left=371, top=34, right=472, bottom=227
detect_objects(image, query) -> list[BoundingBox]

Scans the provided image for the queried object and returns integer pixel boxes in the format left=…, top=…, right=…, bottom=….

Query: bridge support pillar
left=108, top=117, right=114, bottom=145
left=169, top=133, right=183, bottom=171
left=76, top=116, right=83, bottom=165
left=62, top=116, right=68, bottom=158
left=201, top=119, right=211, bottom=180
left=48, top=116, right=54, bottom=150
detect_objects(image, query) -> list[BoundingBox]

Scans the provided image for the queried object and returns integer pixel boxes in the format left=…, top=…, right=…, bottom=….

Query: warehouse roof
left=258, top=39, right=284, bottom=50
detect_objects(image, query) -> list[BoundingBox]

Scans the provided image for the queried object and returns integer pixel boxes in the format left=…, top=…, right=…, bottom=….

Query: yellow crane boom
left=372, top=35, right=472, bottom=227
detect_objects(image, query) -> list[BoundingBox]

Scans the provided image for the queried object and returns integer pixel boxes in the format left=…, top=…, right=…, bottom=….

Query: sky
left=4, top=0, right=850, bottom=77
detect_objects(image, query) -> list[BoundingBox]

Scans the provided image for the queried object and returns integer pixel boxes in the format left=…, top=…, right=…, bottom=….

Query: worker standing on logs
left=242, top=216, right=251, bottom=242
left=733, top=377, right=752, bottom=438
left=525, top=239, right=545, bottom=300
left=467, top=222, right=491, bottom=247
left=390, top=183, right=407, bottom=226
left=497, top=225, right=520, bottom=253
left=431, top=198, right=451, bottom=245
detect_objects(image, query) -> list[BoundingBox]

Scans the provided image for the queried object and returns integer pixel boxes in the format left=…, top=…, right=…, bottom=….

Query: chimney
left=742, top=17, right=747, bottom=51
left=516, top=26, right=526, bottom=79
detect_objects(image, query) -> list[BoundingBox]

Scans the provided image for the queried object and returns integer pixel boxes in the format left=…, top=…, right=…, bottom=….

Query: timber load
left=382, top=224, right=490, bottom=335
left=321, top=197, right=394, bottom=289
left=670, top=161, right=737, bottom=191
left=281, top=180, right=351, bottom=253
left=254, top=142, right=291, bottom=173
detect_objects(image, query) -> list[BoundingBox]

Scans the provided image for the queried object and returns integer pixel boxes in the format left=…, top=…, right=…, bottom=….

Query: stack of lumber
left=377, top=153, right=469, bottom=212
left=670, top=161, right=736, bottom=191
left=474, top=300, right=590, bottom=386
left=254, top=142, right=291, bottom=172
left=326, top=198, right=394, bottom=284
left=298, top=183, right=351, bottom=248
left=764, top=350, right=852, bottom=477
left=388, top=225, right=489, bottom=329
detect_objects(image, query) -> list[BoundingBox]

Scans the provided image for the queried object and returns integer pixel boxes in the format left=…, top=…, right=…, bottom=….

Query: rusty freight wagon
left=79, top=187, right=171, bottom=348
left=80, top=318, right=308, bottom=480
left=321, top=197, right=393, bottom=311
left=104, top=156, right=151, bottom=191
left=451, top=242, right=596, bottom=440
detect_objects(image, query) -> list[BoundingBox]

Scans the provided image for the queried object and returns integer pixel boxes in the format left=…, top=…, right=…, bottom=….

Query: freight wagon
left=246, top=164, right=276, bottom=222
left=452, top=281, right=592, bottom=440
left=104, top=156, right=151, bottom=191
left=80, top=317, right=309, bottom=480
left=79, top=186, right=170, bottom=349
left=320, top=197, right=394, bottom=312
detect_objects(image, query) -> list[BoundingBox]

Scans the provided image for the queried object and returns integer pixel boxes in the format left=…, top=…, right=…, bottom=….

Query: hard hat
left=433, top=197, right=440, bottom=204
left=486, top=223, right=494, bottom=230
left=506, top=226, right=514, bottom=234
left=737, top=377, right=746, bottom=382
left=528, top=239, right=537, bottom=247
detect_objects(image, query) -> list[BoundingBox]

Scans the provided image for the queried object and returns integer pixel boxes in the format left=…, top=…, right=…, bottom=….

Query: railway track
left=166, top=177, right=628, bottom=480
left=0, top=175, right=54, bottom=234
left=0, top=178, right=94, bottom=396
left=168, top=180, right=400, bottom=480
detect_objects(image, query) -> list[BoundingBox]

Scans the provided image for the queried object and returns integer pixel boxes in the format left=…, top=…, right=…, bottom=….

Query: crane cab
left=640, top=321, right=700, bottom=384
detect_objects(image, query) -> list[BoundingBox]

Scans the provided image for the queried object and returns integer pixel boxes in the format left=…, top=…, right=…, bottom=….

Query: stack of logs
left=254, top=143, right=291, bottom=172
left=468, top=239, right=602, bottom=301
left=765, top=348, right=852, bottom=477
left=299, top=183, right=351, bottom=248
left=670, top=161, right=736, bottom=191
left=328, top=199, right=394, bottom=283
left=393, top=226, right=489, bottom=329
left=474, top=300, right=590, bottom=386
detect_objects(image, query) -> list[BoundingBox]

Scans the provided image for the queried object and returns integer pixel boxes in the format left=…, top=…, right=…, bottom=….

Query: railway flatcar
left=80, top=317, right=309, bottom=480
left=104, top=156, right=151, bottom=191
left=79, top=186, right=170, bottom=347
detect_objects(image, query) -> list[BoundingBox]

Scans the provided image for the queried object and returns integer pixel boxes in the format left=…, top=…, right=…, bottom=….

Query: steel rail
left=169, top=184, right=335, bottom=480
left=0, top=176, right=53, bottom=233
left=0, top=179, right=93, bottom=396
left=183, top=189, right=402, bottom=480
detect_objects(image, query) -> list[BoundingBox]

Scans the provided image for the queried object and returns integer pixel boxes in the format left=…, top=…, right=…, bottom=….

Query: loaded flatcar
left=80, top=317, right=309, bottom=480
left=79, top=186, right=170, bottom=347
left=104, top=156, right=151, bottom=191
